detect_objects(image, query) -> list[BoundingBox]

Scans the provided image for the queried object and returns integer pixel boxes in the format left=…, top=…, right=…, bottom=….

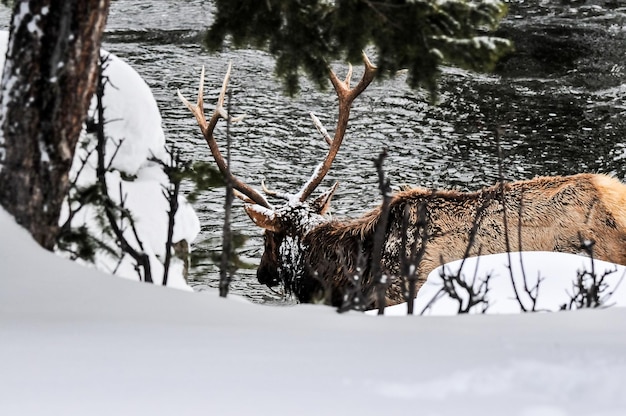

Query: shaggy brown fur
left=258, top=174, right=626, bottom=308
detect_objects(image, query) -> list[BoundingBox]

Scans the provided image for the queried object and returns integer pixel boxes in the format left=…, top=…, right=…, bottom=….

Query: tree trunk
left=0, top=0, right=111, bottom=250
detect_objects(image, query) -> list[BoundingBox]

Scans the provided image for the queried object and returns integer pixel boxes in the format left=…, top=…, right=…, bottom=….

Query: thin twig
left=95, top=54, right=152, bottom=283
left=162, top=147, right=181, bottom=286
left=371, top=148, right=393, bottom=315
left=219, top=89, right=235, bottom=298
left=495, top=127, right=526, bottom=312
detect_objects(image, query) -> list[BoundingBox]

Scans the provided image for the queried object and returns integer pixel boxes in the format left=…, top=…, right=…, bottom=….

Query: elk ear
left=312, top=181, right=339, bottom=215
left=244, top=204, right=281, bottom=232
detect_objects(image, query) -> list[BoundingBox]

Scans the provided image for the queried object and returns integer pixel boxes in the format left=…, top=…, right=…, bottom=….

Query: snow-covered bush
left=57, top=52, right=200, bottom=290
left=0, top=30, right=200, bottom=290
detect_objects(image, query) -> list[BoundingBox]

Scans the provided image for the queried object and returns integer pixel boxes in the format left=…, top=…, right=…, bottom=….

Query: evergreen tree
left=207, top=0, right=512, bottom=95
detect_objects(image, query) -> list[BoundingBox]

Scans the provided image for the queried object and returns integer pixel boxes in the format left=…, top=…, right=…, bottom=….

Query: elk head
left=178, top=55, right=376, bottom=299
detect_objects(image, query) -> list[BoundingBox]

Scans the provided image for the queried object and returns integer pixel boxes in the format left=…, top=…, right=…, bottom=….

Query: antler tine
left=329, top=52, right=376, bottom=102
left=178, top=66, right=208, bottom=130
left=310, top=112, right=332, bottom=145
left=262, top=179, right=291, bottom=200
left=261, top=180, right=277, bottom=196
left=218, top=62, right=230, bottom=107
left=344, top=63, right=353, bottom=88
left=179, top=65, right=271, bottom=209
left=234, top=190, right=254, bottom=204
left=211, top=62, right=245, bottom=125
left=214, top=62, right=245, bottom=122
left=297, top=52, right=377, bottom=202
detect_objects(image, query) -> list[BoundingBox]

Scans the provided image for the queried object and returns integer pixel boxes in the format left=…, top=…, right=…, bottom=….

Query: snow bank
left=381, top=251, right=626, bottom=316
left=1, top=207, right=626, bottom=416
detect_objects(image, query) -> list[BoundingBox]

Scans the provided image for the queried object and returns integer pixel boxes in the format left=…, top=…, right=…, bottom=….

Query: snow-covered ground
left=2, top=207, right=626, bottom=416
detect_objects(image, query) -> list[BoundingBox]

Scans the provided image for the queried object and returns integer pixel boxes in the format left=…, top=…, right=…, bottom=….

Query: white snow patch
left=380, top=251, right=626, bottom=316
left=38, top=138, right=49, bottom=163
left=14, top=2, right=30, bottom=27
left=27, top=13, right=43, bottom=38
left=0, top=31, right=8, bottom=64
left=0, top=31, right=12, bottom=160
left=92, top=52, right=168, bottom=174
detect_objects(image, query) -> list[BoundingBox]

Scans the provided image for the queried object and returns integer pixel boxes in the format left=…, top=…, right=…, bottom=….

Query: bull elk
left=179, top=55, right=626, bottom=309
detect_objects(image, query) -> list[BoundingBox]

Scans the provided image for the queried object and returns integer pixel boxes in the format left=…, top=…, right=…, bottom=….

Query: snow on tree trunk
left=0, top=0, right=110, bottom=250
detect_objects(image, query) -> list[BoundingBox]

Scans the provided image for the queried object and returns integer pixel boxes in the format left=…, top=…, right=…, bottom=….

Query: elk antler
left=296, top=53, right=377, bottom=202
left=261, top=179, right=291, bottom=201
left=178, top=64, right=271, bottom=209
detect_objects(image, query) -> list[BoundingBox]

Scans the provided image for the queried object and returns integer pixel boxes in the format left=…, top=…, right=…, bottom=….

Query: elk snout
left=257, top=231, right=282, bottom=287
left=257, top=258, right=280, bottom=287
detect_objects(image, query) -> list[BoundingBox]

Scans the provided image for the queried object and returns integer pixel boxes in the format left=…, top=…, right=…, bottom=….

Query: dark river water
left=2, top=1, right=626, bottom=303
